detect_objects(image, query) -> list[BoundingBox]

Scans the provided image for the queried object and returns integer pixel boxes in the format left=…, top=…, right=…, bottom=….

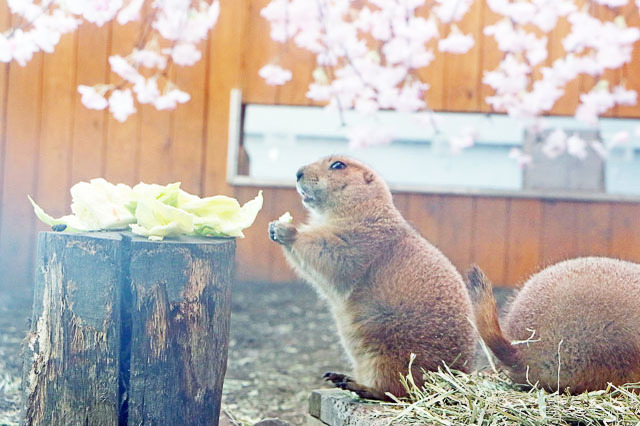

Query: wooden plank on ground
left=472, top=197, right=508, bottom=285
left=504, top=198, right=542, bottom=286
left=71, top=22, right=110, bottom=184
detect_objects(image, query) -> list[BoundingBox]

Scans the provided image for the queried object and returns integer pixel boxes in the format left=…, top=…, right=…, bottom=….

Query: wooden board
left=0, top=52, right=43, bottom=295
left=471, top=197, right=508, bottom=285
left=504, top=198, right=543, bottom=285
left=71, top=22, right=110, bottom=184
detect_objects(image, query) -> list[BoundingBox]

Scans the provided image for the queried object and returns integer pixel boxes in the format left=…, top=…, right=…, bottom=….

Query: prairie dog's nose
left=296, top=167, right=305, bottom=182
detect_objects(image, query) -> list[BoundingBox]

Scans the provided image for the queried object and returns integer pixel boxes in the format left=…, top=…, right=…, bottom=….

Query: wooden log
left=126, top=235, right=235, bottom=425
left=22, top=232, right=236, bottom=426
left=23, top=232, right=124, bottom=425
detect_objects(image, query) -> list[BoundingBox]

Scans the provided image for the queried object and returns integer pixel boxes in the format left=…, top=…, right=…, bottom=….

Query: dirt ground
left=0, top=282, right=512, bottom=426
left=0, top=281, right=346, bottom=426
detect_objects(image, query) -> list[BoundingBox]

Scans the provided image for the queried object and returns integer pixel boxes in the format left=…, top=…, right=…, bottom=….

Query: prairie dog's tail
left=466, top=266, right=523, bottom=371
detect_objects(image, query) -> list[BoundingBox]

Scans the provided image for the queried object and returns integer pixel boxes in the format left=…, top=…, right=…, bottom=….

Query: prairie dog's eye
left=330, top=161, right=346, bottom=170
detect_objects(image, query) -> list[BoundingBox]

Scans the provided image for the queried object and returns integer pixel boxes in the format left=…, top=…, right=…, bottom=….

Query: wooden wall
left=1, top=0, right=640, bottom=295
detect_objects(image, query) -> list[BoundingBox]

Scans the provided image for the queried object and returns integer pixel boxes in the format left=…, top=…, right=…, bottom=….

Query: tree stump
left=23, top=232, right=235, bottom=426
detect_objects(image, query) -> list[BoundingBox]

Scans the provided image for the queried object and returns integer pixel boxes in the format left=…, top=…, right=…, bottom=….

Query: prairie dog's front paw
left=268, top=221, right=298, bottom=245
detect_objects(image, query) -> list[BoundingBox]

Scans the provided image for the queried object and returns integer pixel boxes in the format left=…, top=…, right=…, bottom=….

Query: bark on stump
left=22, top=232, right=235, bottom=426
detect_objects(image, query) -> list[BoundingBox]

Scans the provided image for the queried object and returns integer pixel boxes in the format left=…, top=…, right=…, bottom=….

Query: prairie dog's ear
left=363, top=171, right=375, bottom=184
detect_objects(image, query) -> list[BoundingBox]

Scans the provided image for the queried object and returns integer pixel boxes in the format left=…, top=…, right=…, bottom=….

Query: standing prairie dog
left=467, top=258, right=640, bottom=394
left=268, top=156, right=475, bottom=400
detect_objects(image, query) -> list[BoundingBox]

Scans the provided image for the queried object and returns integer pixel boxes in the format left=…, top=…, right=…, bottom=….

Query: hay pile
left=380, top=357, right=640, bottom=425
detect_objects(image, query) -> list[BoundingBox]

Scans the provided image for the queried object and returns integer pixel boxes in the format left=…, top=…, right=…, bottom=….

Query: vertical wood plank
left=170, top=42, right=207, bottom=194
left=137, top=106, right=173, bottom=185
left=437, top=195, right=474, bottom=273
left=472, top=197, right=508, bottom=285
left=504, top=199, right=543, bottom=286
left=540, top=200, right=578, bottom=264
left=575, top=202, right=611, bottom=256
left=0, top=2, right=11, bottom=268
left=0, top=51, right=43, bottom=294
left=617, top=1, right=640, bottom=117
left=267, top=187, right=299, bottom=282
left=104, top=20, right=140, bottom=185
left=477, top=1, right=503, bottom=112
left=392, top=192, right=411, bottom=218
left=276, top=40, right=315, bottom=106
left=71, top=22, right=110, bottom=184
left=243, top=0, right=279, bottom=104
left=407, top=194, right=441, bottom=246
left=442, top=0, right=482, bottom=111
left=233, top=185, right=272, bottom=281
left=36, top=32, right=77, bottom=221
left=609, top=203, right=640, bottom=262
left=204, top=0, right=249, bottom=196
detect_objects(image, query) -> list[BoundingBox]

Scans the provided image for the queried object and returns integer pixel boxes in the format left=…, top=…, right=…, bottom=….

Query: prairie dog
left=268, top=156, right=475, bottom=400
left=467, top=258, right=640, bottom=394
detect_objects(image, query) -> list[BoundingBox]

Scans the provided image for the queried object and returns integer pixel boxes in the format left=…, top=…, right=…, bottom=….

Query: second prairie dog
left=467, top=257, right=640, bottom=394
left=268, top=156, right=475, bottom=400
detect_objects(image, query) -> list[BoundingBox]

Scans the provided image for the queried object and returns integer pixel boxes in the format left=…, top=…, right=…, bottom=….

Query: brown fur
left=268, top=156, right=476, bottom=400
left=467, top=258, right=640, bottom=394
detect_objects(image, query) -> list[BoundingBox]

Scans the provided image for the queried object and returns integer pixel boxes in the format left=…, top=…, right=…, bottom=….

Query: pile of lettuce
left=28, top=179, right=263, bottom=241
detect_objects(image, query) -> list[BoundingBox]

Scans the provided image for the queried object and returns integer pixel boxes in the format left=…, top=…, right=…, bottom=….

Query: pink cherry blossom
left=131, top=48, right=167, bottom=69
left=109, top=88, right=136, bottom=122
left=595, top=0, right=628, bottom=6
left=566, top=134, right=588, bottom=159
left=509, top=148, right=533, bottom=168
left=78, top=85, right=108, bottom=110
left=347, top=124, right=393, bottom=150
left=81, top=0, right=123, bottom=27
left=449, top=134, right=475, bottom=154
left=542, top=129, right=567, bottom=159
left=434, top=0, right=473, bottom=23
left=153, top=88, right=190, bottom=110
left=608, top=130, right=630, bottom=148
left=7, top=29, right=38, bottom=66
left=438, top=27, right=475, bottom=54
left=166, top=43, right=201, bottom=66
left=259, top=64, right=292, bottom=86
left=133, top=78, right=160, bottom=104
left=109, top=55, right=143, bottom=84
left=591, top=141, right=609, bottom=158
left=117, top=0, right=144, bottom=25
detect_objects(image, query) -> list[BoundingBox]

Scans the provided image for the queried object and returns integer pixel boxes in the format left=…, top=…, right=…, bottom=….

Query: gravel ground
left=0, top=282, right=513, bottom=426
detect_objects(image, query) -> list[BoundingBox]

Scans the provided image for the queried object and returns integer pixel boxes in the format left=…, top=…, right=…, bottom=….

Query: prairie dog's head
left=295, top=156, right=392, bottom=215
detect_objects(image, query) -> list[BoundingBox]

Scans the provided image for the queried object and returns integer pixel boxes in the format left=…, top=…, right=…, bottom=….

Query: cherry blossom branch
left=1, top=0, right=220, bottom=122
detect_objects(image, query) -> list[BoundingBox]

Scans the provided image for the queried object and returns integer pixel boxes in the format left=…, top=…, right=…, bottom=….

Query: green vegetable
left=29, top=179, right=263, bottom=241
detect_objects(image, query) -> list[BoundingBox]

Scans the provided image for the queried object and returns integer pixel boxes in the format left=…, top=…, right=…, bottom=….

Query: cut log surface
left=22, top=232, right=236, bottom=426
